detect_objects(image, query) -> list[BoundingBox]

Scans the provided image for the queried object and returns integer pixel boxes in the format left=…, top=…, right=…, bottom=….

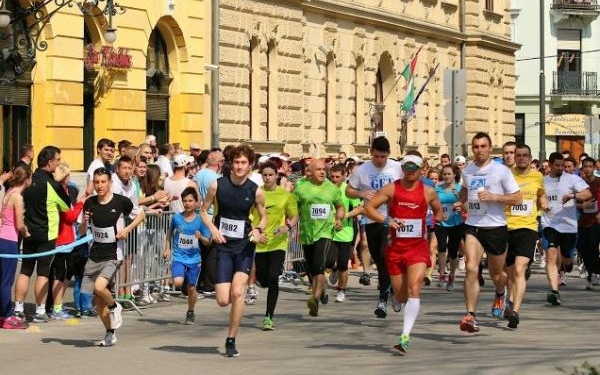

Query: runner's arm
left=200, top=180, right=225, bottom=243
left=426, top=186, right=444, bottom=223
left=364, top=183, right=394, bottom=223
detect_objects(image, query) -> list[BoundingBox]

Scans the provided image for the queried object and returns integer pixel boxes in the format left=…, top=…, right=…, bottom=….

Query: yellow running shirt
left=251, top=186, right=298, bottom=253
left=506, top=168, right=544, bottom=232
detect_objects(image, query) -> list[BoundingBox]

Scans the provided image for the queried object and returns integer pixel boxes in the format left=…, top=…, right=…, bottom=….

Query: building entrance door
left=558, top=136, right=585, bottom=160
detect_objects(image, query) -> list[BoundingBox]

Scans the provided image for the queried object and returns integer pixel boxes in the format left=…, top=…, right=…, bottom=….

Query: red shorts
left=385, top=242, right=430, bottom=276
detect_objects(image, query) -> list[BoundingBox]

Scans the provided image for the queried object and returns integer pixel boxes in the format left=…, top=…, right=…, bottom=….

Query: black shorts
left=542, top=227, right=577, bottom=259
left=464, top=225, right=508, bottom=256
left=20, top=238, right=56, bottom=278
left=303, top=238, right=335, bottom=277
left=214, top=240, right=256, bottom=284
left=506, top=228, right=538, bottom=266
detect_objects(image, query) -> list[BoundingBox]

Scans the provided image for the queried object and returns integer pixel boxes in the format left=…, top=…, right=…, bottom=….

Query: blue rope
left=0, top=234, right=93, bottom=259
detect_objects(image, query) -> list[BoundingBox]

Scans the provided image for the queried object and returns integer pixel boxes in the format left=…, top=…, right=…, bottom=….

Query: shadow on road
left=152, top=345, right=220, bottom=354
left=41, top=337, right=97, bottom=348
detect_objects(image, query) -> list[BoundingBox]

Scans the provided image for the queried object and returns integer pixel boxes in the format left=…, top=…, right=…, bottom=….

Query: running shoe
left=423, top=275, right=432, bottom=286
left=248, top=285, right=258, bottom=299
left=307, top=297, right=319, bottom=317
left=491, top=294, right=506, bottom=318
left=437, top=274, right=446, bottom=288
left=478, top=265, right=485, bottom=287
left=446, top=274, right=456, bottom=292
left=391, top=295, right=404, bottom=313
left=74, top=309, right=82, bottom=318
left=358, top=273, right=371, bottom=286
left=559, top=273, right=567, bottom=287
left=335, top=290, right=346, bottom=303
left=525, top=266, right=532, bottom=281
left=245, top=295, right=256, bottom=305
left=14, top=311, right=25, bottom=320
left=262, top=316, right=274, bottom=331
left=459, top=314, right=480, bottom=333
left=320, top=290, right=329, bottom=305
left=2, top=316, right=28, bottom=329
left=225, top=338, right=239, bottom=357
left=97, top=331, right=117, bottom=347
left=506, top=310, right=520, bottom=329
left=109, top=302, right=123, bottom=329
left=578, top=264, right=587, bottom=279
left=32, top=313, right=49, bottom=323
left=458, top=257, right=466, bottom=271
left=374, top=301, right=387, bottom=318
left=185, top=311, right=195, bottom=325
left=546, top=291, right=562, bottom=306
left=50, top=309, right=73, bottom=320
left=562, top=262, right=573, bottom=273
left=81, top=309, right=98, bottom=318
left=393, top=334, right=410, bottom=354
left=158, top=293, right=171, bottom=302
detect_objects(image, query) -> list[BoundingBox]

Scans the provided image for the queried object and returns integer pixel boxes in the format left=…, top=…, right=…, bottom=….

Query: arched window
left=146, top=28, right=172, bottom=145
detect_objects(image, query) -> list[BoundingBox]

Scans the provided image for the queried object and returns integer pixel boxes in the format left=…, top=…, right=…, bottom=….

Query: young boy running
left=163, top=187, right=211, bottom=325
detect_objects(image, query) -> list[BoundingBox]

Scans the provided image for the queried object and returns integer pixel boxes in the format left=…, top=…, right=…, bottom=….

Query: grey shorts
left=81, top=259, right=121, bottom=295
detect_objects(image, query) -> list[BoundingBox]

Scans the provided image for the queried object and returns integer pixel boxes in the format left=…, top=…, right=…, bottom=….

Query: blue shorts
left=171, top=261, right=201, bottom=287
left=215, top=240, right=255, bottom=284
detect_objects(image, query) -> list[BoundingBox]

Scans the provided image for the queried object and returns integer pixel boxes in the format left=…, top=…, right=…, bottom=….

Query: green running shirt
left=294, top=178, right=342, bottom=245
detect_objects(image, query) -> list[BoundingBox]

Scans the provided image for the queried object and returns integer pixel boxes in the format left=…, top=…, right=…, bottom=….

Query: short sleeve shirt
left=251, top=186, right=299, bottom=253
left=333, top=182, right=361, bottom=243
left=294, top=178, right=342, bottom=245
left=170, top=213, right=210, bottom=264
left=506, top=168, right=544, bottom=232
left=541, top=173, right=589, bottom=233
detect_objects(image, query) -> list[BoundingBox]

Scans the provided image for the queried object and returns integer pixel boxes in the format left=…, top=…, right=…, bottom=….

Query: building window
left=355, top=58, right=365, bottom=144
left=485, top=0, right=493, bottom=11
left=515, top=113, right=525, bottom=146
left=146, top=28, right=171, bottom=146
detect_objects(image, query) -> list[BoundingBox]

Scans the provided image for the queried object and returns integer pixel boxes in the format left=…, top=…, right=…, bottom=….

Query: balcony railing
left=551, top=0, right=600, bottom=11
left=552, top=71, right=600, bottom=96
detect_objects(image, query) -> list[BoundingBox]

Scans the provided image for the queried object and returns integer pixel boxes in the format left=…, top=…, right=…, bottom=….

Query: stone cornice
left=464, top=32, right=521, bottom=54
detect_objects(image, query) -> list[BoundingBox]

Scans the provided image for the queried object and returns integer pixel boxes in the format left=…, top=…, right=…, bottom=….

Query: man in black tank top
left=200, top=144, right=267, bottom=357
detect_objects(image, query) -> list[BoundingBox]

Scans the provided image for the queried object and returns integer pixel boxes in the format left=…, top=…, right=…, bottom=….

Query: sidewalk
left=2, top=267, right=599, bottom=375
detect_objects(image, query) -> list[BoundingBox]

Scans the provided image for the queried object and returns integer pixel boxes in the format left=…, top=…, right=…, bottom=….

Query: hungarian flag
left=401, top=46, right=422, bottom=112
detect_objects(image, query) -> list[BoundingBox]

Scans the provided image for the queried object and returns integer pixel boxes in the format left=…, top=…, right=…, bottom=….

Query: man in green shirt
left=329, top=164, right=363, bottom=303
left=294, top=159, right=344, bottom=317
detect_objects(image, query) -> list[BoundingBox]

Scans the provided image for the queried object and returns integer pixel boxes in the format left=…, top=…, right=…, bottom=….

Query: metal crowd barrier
left=280, top=223, right=307, bottom=285
left=114, top=210, right=174, bottom=315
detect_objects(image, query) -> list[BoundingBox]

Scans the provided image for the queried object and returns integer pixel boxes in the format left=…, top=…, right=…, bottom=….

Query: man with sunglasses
left=346, top=136, right=402, bottom=318
left=458, top=132, right=522, bottom=333
left=365, top=154, right=443, bottom=354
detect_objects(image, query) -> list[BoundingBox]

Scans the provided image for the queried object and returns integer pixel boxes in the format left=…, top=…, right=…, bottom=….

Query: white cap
left=401, top=155, right=423, bottom=167
left=454, top=155, right=467, bottom=164
left=173, top=154, right=194, bottom=168
left=258, top=155, right=270, bottom=164
left=349, top=155, right=363, bottom=163
left=190, top=143, right=201, bottom=150
left=145, top=135, right=156, bottom=143
left=270, top=153, right=289, bottom=162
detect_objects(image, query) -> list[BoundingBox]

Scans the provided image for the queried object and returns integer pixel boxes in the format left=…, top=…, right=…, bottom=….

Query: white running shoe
left=109, top=302, right=123, bottom=330
left=335, top=290, right=346, bottom=303
left=458, top=257, right=466, bottom=271
left=97, top=332, right=117, bottom=347
left=391, top=295, right=404, bottom=313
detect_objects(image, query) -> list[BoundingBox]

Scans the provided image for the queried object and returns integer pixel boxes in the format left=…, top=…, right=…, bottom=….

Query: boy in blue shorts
left=163, top=187, right=211, bottom=325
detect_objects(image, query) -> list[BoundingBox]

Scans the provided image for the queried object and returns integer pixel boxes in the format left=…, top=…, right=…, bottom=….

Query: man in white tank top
left=164, top=154, right=198, bottom=213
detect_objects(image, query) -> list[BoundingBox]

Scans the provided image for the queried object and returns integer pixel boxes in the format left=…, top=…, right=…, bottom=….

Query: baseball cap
left=401, top=155, right=423, bottom=167
left=190, top=143, right=201, bottom=150
left=258, top=155, right=270, bottom=164
left=454, top=155, right=467, bottom=164
left=270, top=153, right=289, bottom=162
left=173, top=154, right=194, bottom=168
left=348, top=155, right=363, bottom=163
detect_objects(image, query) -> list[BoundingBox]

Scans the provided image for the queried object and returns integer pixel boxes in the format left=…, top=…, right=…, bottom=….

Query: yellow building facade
left=0, top=0, right=208, bottom=171
left=216, top=0, right=519, bottom=159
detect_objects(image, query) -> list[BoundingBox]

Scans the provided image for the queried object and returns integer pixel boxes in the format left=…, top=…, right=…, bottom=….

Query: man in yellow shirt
left=504, top=144, right=547, bottom=329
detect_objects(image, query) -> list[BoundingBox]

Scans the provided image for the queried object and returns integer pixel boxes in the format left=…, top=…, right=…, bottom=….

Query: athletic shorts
left=81, top=259, right=120, bottom=295
left=215, top=240, right=255, bottom=284
left=464, top=225, right=508, bottom=256
left=172, top=261, right=201, bottom=287
left=385, top=241, right=430, bottom=276
left=20, top=239, right=56, bottom=278
left=506, top=228, right=538, bottom=266
left=303, top=238, right=335, bottom=277
left=541, top=227, right=577, bottom=259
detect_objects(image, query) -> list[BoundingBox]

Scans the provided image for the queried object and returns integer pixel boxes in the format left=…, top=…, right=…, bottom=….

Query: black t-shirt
left=83, top=193, right=133, bottom=262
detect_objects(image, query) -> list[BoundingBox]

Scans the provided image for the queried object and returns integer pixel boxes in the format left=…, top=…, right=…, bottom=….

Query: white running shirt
left=347, top=159, right=403, bottom=224
left=461, top=161, right=520, bottom=227
left=541, top=173, right=589, bottom=233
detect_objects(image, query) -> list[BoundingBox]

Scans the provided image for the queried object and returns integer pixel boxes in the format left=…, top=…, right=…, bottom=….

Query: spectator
left=86, top=138, right=115, bottom=196
left=156, top=143, right=174, bottom=178
left=190, top=143, right=201, bottom=159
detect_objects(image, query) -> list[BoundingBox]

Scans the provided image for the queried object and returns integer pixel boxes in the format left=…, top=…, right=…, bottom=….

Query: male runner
left=80, top=168, right=144, bottom=346
left=365, top=154, right=443, bottom=353
left=576, top=157, right=600, bottom=290
left=458, top=132, right=522, bottom=333
left=200, top=144, right=267, bottom=357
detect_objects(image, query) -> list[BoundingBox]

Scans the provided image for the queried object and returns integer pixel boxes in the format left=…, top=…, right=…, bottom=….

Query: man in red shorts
left=365, top=154, right=443, bottom=354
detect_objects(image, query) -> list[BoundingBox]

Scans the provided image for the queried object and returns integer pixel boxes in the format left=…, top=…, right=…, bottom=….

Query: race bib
left=219, top=217, right=245, bottom=239
left=442, top=203, right=454, bottom=219
left=467, top=195, right=487, bottom=215
left=93, top=226, right=116, bottom=244
left=394, top=218, right=423, bottom=238
left=583, top=199, right=598, bottom=214
left=546, top=190, right=561, bottom=212
left=178, top=234, right=198, bottom=250
left=511, top=199, right=533, bottom=216
left=310, top=204, right=331, bottom=219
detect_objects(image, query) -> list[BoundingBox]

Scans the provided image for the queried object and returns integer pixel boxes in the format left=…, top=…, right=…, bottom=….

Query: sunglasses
left=402, top=163, right=421, bottom=172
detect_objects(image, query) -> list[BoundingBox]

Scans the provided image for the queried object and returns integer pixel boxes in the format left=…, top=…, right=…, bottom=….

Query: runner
left=541, top=152, right=590, bottom=306
left=364, top=154, right=443, bottom=354
left=434, top=164, right=464, bottom=292
left=329, top=163, right=362, bottom=303
left=250, top=161, right=299, bottom=330
left=200, top=144, right=267, bottom=357
left=458, top=132, right=522, bottom=333
left=79, top=168, right=145, bottom=346
left=504, top=144, right=546, bottom=329
left=346, top=136, right=402, bottom=318
left=163, top=187, right=211, bottom=325
left=294, top=159, right=344, bottom=317
left=576, top=157, right=600, bottom=290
